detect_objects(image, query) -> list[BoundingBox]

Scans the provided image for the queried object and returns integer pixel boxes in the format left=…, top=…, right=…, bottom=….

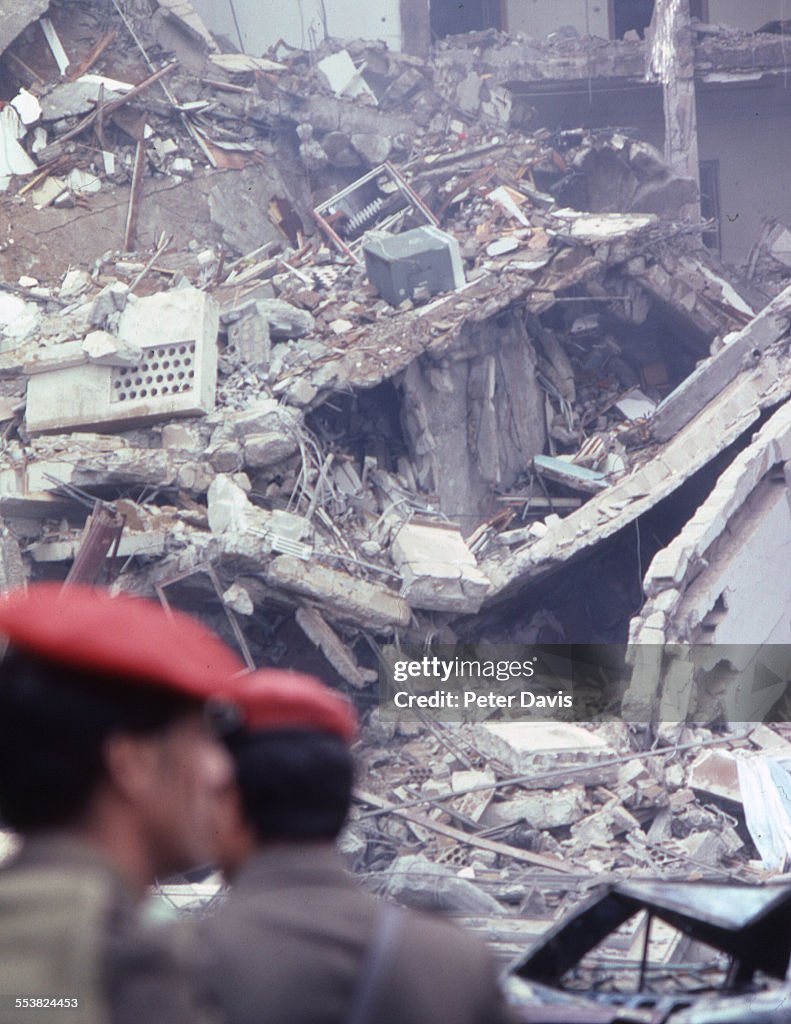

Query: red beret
left=234, top=669, right=358, bottom=743
left=0, top=583, right=245, bottom=701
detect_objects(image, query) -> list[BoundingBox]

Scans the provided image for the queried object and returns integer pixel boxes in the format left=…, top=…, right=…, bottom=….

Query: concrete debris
left=480, top=785, right=587, bottom=830
left=82, top=330, right=143, bottom=367
left=381, top=854, right=504, bottom=914
left=390, top=519, right=490, bottom=613
left=0, top=4, right=788, bottom=940
left=254, top=299, right=316, bottom=340
left=0, top=1, right=50, bottom=56
left=295, top=605, right=378, bottom=689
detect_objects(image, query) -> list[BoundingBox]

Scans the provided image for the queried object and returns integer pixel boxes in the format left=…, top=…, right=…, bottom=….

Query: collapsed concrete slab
left=624, top=399, right=791, bottom=724
left=390, top=519, right=490, bottom=613
left=266, top=554, right=411, bottom=633
left=1, top=0, right=50, bottom=56
left=0, top=433, right=216, bottom=498
left=479, top=323, right=791, bottom=607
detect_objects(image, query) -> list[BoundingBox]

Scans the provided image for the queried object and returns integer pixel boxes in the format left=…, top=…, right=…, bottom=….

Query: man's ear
left=214, top=783, right=257, bottom=875
left=103, top=733, right=159, bottom=804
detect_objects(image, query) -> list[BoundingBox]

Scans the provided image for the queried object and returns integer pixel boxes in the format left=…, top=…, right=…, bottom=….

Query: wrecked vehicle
left=507, top=880, right=791, bottom=1024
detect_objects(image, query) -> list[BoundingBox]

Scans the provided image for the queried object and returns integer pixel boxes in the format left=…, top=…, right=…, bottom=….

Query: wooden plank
left=354, top=788, right=575, bottom=874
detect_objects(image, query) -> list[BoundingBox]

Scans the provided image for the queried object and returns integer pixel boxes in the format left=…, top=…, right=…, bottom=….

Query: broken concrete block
left=483, top=722, right=613, bottom=766
left=383, top=854, right=502, bottom=915
left=161, top=422, right=205, bottom=453
left=59, top=269, right=92, bottom=300
left=266, top=555, right=411, bottom=632
left=82, top=330, right=143, bottom=367
left=207, top=474, right=255, bottom=534
left=228, top=306, right=271, bottom=371
left=390, top=520, right=490, bottom=613
left=89, top=281, right=129, bottom=327
left=1, top=1, right=51, bottom=56
left=480, top=785, right=587, bottom=830
left=295, top=605, right=377, bottom=689
left=208, top=399, right=301, bottom=471
left=0, top=293, right=41, bottom=344
left=222, top=581, right=255, bottom=616
left=570, top=803, right=638, bottom=848
left=351, top=133, right=392, bottom=165
left=687, top=749, right=742, bottom=804
left=40, top=77, right=130, bottom=121
left=255, top=299, right=315, bottom=340
left=282, top=377, right=319, bottom=407
left=25, top=288, right=219, bottom=435
left=450, top=769, right=496, bottom=823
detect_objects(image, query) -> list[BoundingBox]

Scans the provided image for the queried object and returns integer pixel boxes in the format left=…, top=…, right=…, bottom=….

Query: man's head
left=0, top=584, right=244, bottom=885
left=213, top=670, right=358, bottom=877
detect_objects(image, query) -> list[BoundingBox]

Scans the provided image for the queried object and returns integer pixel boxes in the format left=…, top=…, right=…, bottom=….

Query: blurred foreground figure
left=191, top=670, right=516, bottom=1024
left=0, top=583, right=244, bottom=1024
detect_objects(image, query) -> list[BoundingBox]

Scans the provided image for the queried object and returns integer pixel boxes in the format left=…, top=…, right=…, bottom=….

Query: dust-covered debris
left=2, top=3, right=791, bottom=956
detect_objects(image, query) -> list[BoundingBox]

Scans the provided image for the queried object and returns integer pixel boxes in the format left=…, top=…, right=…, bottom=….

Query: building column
left=400, top=0, right=431, bottom=56
left=647, top=0, right=702, bottom=221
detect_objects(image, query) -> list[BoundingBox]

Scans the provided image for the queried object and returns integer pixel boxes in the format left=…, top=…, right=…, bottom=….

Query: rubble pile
left=0, top=5, right=785, bottom=680
left=1, top=0, right=790, bottom=978
left=0, top=0, right=778, bottom=684
left=340, top=718, right=791, bottom=960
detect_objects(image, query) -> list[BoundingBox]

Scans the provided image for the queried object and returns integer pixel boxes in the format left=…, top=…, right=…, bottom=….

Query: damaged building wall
left=506, top=0, right=609, bottom=39
left=505, top=0, right=785, bottom=41
left=399, top=311, right=545, bottom=528
left=189, top=0, right=786, bottom=54
left=708, top=0, right=788, bottom=31
left=190, top=0, right=401, bottom=53
left=696, top=79, right=791, bottom=265
left=626, top=399, right=791, bottom=724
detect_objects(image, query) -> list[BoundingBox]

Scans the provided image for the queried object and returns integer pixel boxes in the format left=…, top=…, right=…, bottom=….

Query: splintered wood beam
left=124, top=137, right=146, bottom=252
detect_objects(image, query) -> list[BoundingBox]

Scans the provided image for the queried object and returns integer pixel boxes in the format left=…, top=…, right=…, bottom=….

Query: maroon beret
left=234, top=669, right=358, bottom=743
left=0, top=582, right=245, bottom=701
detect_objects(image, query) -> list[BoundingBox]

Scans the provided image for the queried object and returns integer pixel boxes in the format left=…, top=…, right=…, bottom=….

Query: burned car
left=506, top=881, right=791, bottom=1024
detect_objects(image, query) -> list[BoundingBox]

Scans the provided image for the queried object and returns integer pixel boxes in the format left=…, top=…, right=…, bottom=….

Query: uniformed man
left=0, top=582, right=245, bottom=1024
left=190, top=669, right=517, bottom=1024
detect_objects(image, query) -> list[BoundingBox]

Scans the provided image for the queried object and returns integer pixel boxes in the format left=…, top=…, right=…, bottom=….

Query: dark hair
left=225, top=729, right=354, bottom=841
left=0, top=648, right=198, bottom=832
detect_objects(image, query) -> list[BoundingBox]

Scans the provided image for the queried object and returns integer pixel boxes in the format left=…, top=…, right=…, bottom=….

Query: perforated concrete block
left=25, top=289, right=219, bottom=434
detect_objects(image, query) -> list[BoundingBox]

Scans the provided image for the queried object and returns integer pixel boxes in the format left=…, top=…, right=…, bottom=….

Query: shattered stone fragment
left=382, top=854, right=503, bottom=915
left=82, top=330, right=143, bottom=367
left=255, top=299, right=315, bottom=340
left=228, top=306, right=271, bottom=371
left=266, top=555, right=411, bottom=632
left=391, top=520, right=491, bottom=613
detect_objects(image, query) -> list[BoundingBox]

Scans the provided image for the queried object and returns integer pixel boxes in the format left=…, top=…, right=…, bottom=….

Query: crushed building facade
left=1, top=0, right=791, bottom=970
left=0, top=0, right=788, bottom=721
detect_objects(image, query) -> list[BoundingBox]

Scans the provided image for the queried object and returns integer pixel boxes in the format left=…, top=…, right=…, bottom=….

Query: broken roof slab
left=274, top=221, right=656, bottom=409
left=630, top=397, right=791, bottom=645
left=433, top=31, right=791, bottom=106
left=1, top=0, right=50, bottom=56
left=478, top=324, right=791, bottom=607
